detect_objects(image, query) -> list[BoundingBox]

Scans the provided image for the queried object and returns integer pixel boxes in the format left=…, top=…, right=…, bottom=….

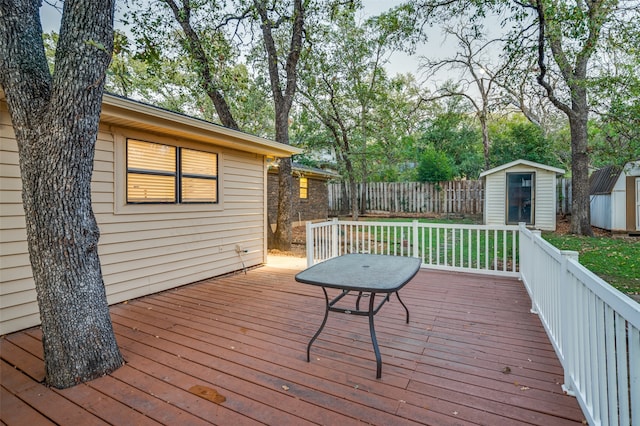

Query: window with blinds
left=126, top=139, right=218, bottom=204
left=181, top=148, right=218, bottom=202
left=299, top=177, right=308, bottom=199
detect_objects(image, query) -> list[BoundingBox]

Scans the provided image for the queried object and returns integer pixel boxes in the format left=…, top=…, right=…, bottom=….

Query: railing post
left=530, top=229, right=542, bottom=314
left=412, top=220, right=419, bottom=259
left=306, top=221, right=314, bottom=267
left=331, top=218, right=339, bottom=259
left=560, top=250, right=579, bottom=397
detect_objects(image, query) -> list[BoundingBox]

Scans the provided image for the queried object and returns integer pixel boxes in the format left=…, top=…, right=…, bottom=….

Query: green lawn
left=541, top=233, right=640, bottom=295
left=350, top=216, right=639, bottom=295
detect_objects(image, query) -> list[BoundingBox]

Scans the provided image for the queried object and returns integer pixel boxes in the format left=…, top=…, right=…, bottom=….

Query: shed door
left=506, top=172, right=534, bottom=225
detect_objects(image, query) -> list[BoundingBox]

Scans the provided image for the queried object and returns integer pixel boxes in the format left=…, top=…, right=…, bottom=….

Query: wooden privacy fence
left=329, top=178, right=572, bottom=216
left=328, top=181, right=484, bottom=216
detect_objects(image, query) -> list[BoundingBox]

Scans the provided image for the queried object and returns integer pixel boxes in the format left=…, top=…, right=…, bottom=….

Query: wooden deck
left=1, top=263, right=586, bottom=425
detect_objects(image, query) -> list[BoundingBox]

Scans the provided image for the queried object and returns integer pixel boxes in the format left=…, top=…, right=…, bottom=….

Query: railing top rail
left=534, top=232, right=565, bottom=260
left=309, top=220, right=519, bottom=231
left=566, top=258, right=640, bottom=327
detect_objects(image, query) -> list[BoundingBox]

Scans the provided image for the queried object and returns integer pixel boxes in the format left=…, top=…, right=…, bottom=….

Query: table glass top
left=295, top=254, right=422, bottom=292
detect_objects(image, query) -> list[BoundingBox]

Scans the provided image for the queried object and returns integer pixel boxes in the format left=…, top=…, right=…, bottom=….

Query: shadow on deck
left=1, top=263, right=585, bottom=425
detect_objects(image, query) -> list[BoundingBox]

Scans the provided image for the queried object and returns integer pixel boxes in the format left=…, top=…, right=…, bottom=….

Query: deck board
left=1, top=264, right=586, bottom=425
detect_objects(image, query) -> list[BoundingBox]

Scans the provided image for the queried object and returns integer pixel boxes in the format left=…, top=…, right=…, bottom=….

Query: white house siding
left=590, top=161, right=640, bottom=231
left=484, top=172, right=506, bottom=226
left=1, top=116, right=269, bottom=334
left=533, top=169, right=557, bottom=231
left=590, top=195, right=612, bottom=230
left=611, top=162, right=640, bottom=231
left=1, top=103, right=39, bottom=333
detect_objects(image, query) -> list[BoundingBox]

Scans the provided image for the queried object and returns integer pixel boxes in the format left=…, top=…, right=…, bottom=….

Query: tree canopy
left=43, top=0, right=640, bottom=228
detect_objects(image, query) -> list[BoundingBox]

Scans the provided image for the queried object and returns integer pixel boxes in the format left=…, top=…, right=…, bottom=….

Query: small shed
left=268, top=162, right=340, bottom=226
left=479, top=159, right=565, bottom=231
left=589, top=161, right=640, bottom=232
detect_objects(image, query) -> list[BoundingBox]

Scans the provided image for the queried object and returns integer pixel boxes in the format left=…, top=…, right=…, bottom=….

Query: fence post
left=306, top=221, right=314, bottom=267
left=530, top=229, right=542, bottom=314
left=560, top=250, right=579, bottom=397
left=331, top=218, right=339, bottom=258
left=412, top=220, right=420, bottom=259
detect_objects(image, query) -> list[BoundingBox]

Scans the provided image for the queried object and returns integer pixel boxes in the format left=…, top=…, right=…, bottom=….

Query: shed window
left=127, top=139, right=218, bottom=204
left=299, top=177, right=308, bottom=199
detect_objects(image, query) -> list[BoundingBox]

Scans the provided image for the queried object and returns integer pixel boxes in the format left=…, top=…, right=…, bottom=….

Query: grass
left=541, top=233, right=640, bottom=295
left=411, top=219, right=640, bottom=295
left=335, top=216, right=517, bottom=270
left=329, top=216, right=639, bottom=294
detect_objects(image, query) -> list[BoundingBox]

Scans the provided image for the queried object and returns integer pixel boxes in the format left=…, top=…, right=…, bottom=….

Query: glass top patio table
left=295, top=253, right=422, bottom=378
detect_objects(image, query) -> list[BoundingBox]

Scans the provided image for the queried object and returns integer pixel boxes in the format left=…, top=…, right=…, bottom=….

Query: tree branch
left=163, top=0, right=239, bottom=129
left=532, top=0, right=574, bottom=117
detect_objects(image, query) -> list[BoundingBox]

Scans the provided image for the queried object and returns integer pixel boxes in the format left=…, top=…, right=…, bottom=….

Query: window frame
left=299, top=176, right=308, bottom=200
left=126, top=139, right=178, bottom=204
left=179, top=147, right=218, bottom=204
left=122, top=136, right=221, bottom=209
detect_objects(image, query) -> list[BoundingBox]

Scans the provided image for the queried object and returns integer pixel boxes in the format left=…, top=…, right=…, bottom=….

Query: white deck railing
left=306, top=219, right=519, bottom=276
left=519, top=224, right=639, bottom=426
left=305, top=219, right=639, bottom=425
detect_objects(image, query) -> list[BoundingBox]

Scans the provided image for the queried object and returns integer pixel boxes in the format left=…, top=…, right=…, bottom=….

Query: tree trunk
left=254, top=0, right=304, bottom=251
left=343, top=158, right=359, bottom=220
left=479, top=112, right=490, bottom=170
left=568, top=111, right=594, bottom=236
left=531, top=0, right=603, bottom=236
left=340, top=181, right=349, bottom=215
left=0, top=0, right=123, bottom=388
left=349, top=177, right=359, bottom=220
left=163, top=0, right=239, bottom=130
left=273, top=157, right=293, bottom=250
left=359, top=181, right=367, bottom=215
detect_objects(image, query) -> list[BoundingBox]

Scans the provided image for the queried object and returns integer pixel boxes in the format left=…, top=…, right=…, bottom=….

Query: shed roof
left=479, top=159, right=565, bottom=178
left=101, top=93, right=301, bottom=157
left=589, top=165, right=623, bottom=195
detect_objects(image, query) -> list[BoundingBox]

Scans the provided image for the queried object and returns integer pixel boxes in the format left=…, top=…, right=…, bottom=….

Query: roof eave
left=101, top=94, right=301, bottom=157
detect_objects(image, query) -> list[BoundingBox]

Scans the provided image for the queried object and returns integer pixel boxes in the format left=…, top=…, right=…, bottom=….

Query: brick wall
left=268, top=172, right=329, bottom=225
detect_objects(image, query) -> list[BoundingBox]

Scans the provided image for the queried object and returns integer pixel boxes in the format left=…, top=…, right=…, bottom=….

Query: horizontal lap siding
left=484, top=165, right=558, bottom=230
left=534, top=171, right=556, bottom=231
left=484, top=173, right=506, bottom=226
left=1, top=103, right=39, bottom=333
left=1, top=116, right=267, bottom=334
left=98, top=142, right=266, bottom=307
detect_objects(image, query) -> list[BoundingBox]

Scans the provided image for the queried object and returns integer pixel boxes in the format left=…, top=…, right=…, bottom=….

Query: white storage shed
left=479, top=159, right=565, bottom=231
left=589, top=161, right=640, bottom=232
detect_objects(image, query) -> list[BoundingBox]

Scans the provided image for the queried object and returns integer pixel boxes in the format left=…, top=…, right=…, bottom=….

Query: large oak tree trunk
left=255, top=0, right=304, bottom=251
left=568, top=106, right=593, bottom=236
left=0, top=0, right=123, bottom=388
left=273, top=157, right=293, bottom=250
left=532, top=0, right=602, bottom=236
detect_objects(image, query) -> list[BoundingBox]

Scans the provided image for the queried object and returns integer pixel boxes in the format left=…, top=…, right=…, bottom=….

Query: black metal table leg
left=367, top=293, right=383, bottom=378
left=307, top=287, right=330, bottom=362
left=295, top=254, right=421, bottom=379
left=396, top=291, right=410, bottom=323
left=355, top=291, right=363, bottom=310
